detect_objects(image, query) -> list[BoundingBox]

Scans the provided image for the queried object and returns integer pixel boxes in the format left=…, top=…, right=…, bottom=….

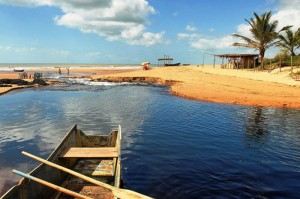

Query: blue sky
left=0, top=0, right=299, bottom=64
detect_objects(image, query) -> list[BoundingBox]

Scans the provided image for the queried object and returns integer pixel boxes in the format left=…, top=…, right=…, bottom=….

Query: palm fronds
left=277, top=28, right=300, bottom=56
left=232, top=11, right=283, bottom=68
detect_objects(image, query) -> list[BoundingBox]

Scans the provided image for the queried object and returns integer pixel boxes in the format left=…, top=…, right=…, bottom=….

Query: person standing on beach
left=141, top=62, right=150, bottom=70
left=58, top=67, right=61, bottom=75
left=67, top=68, right=69, bottom=75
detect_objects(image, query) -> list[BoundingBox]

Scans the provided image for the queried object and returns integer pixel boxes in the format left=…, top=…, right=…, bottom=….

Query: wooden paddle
left=22, top=151, right=154, bottom=199
left=12, top=169, right=92, bottom=199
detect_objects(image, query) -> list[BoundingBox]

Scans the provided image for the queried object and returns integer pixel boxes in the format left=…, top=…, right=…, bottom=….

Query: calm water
left=0, top=83, right=300, bottom=198
left=0, top=63, right=149, bottom=72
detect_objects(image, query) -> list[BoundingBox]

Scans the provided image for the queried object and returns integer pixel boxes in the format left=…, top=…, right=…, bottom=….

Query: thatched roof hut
left=215, top=54, right=259, bottom=69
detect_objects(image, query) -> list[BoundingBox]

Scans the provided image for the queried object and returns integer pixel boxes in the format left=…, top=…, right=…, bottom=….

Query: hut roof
left=158, top=57, right=173, bottom=61
left=216, top=54, right=259, bottom=58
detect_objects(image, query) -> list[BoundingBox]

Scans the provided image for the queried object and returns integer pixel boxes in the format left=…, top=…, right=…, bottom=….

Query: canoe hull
left=164, top=62, right=180, bottom=66
left=1, top=125, right=121, bottom=199
left=13, top=69, right=24, bottom=72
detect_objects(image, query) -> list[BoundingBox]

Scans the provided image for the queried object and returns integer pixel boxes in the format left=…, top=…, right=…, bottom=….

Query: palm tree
left=277, top=28, right=300, bottom=56
left=277, top=28, right=300, bottom=72
left=232, top=11, right=290, bottom=69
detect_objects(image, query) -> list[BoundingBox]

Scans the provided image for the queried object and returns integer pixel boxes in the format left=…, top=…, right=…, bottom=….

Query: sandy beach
left=91, top=65, right=300, bottom=108
left=1, top=65, right=300, bottom=108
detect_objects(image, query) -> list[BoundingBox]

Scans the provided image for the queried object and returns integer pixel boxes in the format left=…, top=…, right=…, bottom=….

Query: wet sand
left=1, top=66, right=300, bottom=108
left=0, top=67, right=136, bottom=94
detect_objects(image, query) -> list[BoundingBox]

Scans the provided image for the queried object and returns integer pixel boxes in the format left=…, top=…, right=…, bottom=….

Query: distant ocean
left=0, top=63, right=145, bottom=71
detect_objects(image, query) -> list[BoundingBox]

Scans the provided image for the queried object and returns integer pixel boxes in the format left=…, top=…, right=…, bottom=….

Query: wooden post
left=291, top=56, right=293, bottom=73
left=221, top=57, right=224, bottom=68
left=280, top=56, right=282, bottom=72
left=242, top=57, right=244, bottom=69
left=247, top=58, right=250, bottom=69
left=213, top=55, right=216, bottom=68
left=227, top=58, right=229, bottom=69
left=227, top=57, right=230, bottom=69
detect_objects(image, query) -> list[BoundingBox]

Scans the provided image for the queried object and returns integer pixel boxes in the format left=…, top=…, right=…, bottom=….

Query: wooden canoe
left=13, top=69, right=25, bottom=72
left=164, top=62, right=180, bottom=66
left=1, top=124, right=122, bottom=199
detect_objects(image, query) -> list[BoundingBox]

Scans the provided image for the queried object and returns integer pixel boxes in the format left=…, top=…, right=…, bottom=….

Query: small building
left=215, top=54, right=259, bottom=69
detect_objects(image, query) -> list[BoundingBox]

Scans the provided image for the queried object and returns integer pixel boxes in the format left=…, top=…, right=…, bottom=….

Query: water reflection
left=0, top=85, right=160, bottom=194
left=1, top=85, right=300, bottom=198
left=245, top=107, right=269, bottom=136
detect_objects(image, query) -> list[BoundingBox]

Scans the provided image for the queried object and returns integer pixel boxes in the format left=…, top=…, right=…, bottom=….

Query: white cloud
left=49, top=49, right=70, bottom=57
left=272, top=0, right=300, bottom=31
left=85, top=52, right=102, bottom=58
left=0, top=45, right=13, bottom=51
left=178, top=33, right=235, bottom=50
left=14, top=47, right=36, bottom=53
left=0, top=0, right=121, bottom=10
left=180, top=0, right=300, bottom=51
left=185, top=25, right=197, bottom=32
left=0, top=0, right=165, bottom=46
left=236, top=23, right=251, bottom=38
left=0, top=45, right=36, bottom=53
left=235, top=0, right=300, bottom=37
left=126, top=31, right=165, bottom=46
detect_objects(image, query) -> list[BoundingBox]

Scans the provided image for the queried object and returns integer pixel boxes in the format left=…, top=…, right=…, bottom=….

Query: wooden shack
left=215, top=54, right=259, bottom=69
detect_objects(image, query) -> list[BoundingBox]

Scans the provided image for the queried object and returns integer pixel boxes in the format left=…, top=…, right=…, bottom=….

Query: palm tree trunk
left=291, top=51, right=295, bottom=56
left=260, top=50, right=265, bottom=70
left=291, top=56, right=293, bottom=73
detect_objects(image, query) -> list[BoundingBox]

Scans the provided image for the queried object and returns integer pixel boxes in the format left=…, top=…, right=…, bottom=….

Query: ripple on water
left=0, top=85, right=300, bottom=198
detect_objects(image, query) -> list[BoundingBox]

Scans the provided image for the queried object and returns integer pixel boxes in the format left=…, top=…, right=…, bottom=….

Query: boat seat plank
left=60, top=147, right=118, bottom=158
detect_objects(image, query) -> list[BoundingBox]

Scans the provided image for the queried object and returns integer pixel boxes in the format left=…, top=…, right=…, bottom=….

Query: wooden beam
left=60, top=147, right=118, bottom=158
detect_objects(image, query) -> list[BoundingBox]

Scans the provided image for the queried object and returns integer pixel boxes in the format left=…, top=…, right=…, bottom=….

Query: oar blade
left=112, top=188, right=154, bottom=199
left=21, top=151, right=154, bottom=199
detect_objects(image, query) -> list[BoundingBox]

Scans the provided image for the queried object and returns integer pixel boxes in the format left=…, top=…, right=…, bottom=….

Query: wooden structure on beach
left=215, top=54, right=259, bottom=69
left=158, top=55, right=178, bottom=67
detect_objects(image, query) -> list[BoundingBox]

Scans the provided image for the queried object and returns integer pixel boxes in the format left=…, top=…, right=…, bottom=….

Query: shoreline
left=91, top=66, right=300, bottom=109
left=1, top=66, right=300, bottom=108
left=0, top=67, right=137, bottom=95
